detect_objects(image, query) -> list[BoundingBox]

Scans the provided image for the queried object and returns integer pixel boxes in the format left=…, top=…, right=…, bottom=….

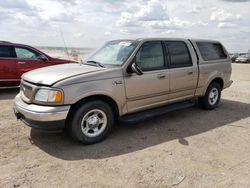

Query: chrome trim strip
left=0, top=79, right=20, bottom=81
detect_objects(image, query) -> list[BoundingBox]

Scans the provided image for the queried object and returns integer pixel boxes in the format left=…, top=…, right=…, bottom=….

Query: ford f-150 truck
left=14, top=38, right=233, bottom=144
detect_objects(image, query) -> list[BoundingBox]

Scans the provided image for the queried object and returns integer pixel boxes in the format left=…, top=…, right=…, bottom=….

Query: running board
left=119, top=101, right=195, bottom=124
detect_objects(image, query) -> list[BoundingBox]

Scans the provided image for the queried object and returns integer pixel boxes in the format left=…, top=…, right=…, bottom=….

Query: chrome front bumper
left=14, top=94, right=70, bottom=131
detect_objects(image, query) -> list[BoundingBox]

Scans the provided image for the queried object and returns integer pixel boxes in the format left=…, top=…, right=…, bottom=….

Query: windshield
left=83, top=40, right=138, bottom=66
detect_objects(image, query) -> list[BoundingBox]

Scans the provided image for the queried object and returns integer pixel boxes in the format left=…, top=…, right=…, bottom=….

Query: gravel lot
left=0, top=64, right=249, bottom=188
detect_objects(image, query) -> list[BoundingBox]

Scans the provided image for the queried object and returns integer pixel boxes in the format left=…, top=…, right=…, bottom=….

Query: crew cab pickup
left=14, top=38, right=233, bottom=144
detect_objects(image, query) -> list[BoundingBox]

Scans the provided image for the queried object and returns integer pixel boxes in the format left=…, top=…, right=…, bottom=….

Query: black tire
left=68, top=100, right=114, bottom=144
left=199, top=82, right=221, bottom=110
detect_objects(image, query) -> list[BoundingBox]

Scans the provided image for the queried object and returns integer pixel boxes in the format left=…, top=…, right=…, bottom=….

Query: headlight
left=35, top=89, right=63, bottom=104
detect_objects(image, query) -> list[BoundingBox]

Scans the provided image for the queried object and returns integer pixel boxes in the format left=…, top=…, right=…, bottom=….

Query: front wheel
left=199, top=82, right=221, bottom=110
left=68, top=100, right=114, bottom=144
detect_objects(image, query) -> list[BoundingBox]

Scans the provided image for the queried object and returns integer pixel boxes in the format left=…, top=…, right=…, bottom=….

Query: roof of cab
left=135, top=37, right=220, bottom=43
left=0, top=41, right=36, bottom=48
left=0, top=41, right=23, bottom=45
left=0, top=41, right=12, bottom=44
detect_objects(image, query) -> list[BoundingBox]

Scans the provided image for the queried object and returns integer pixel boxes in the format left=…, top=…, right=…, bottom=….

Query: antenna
left=59, top=28, right=70, bottom=60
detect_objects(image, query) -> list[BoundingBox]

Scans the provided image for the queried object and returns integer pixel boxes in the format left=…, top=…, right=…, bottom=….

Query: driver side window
left=15, top=47, right=39, bottom=59
left=135, top=41, right=164, bottom=71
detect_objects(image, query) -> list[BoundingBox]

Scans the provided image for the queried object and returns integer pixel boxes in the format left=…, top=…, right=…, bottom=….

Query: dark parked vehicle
left=0, top=41, right=76, bottom=87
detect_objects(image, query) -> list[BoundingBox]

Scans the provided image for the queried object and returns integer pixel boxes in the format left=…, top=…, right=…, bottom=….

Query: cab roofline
left=0, top=40, right=10, bottom=42
left=135, top=37, right=220, bottom=43
left=106, top=38, right=221, bottom=46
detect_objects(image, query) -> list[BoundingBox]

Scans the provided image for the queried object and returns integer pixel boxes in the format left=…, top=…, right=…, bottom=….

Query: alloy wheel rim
left=208, top=88, right=219, bottom=105
left=80, top=109, right=107, bottom=138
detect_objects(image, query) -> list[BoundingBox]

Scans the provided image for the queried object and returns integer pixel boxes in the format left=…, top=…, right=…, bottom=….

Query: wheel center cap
left=87, top=116, right=99, bottom=127
left=210, top=93, right=214, bottom=98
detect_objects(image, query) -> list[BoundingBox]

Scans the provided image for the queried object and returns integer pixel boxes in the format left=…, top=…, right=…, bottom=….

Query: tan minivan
left=14, top=38, right=233, bottom=144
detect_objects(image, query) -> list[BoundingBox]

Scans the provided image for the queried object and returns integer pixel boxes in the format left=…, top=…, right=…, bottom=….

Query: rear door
left=0, top=45, right=19, bottom=86
left=165, top=41, right=198, bottom=102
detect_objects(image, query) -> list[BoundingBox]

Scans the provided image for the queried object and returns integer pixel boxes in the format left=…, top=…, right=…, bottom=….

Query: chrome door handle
left=157, top=74, right=166, bottom=79
left=18, top=61, right=26, bottom=64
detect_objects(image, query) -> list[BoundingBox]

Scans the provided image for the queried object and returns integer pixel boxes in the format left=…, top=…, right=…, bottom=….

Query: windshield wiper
left=83, top=60, right=105, bottom=68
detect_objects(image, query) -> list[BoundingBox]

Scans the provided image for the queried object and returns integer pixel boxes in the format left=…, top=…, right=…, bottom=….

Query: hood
left=50, top=57, right=77, bottom=64
left=22, top=63, right=104, bottom=86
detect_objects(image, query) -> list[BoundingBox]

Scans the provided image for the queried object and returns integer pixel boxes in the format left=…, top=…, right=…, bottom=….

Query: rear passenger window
left=165, top=41, right=192, bottom=68
left=0, top=45, right=13, bottom=58
left=196, top=42, right=227, bottom=61
left=136, top=41, right=164, bottom=71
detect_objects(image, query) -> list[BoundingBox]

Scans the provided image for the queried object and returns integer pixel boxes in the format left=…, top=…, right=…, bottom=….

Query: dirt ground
left=0, top=64, right=249, bottom=188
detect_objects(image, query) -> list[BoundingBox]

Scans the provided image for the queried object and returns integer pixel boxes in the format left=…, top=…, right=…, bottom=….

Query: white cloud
left=117, top=1, right=208, bottom=33
left=104, top=31, right=111, bottom=36
left=0, top=0, right=250, bottom=52
left=136, top=0, right=169, bottom=21
left=119, top=27, right=145, bottom=35
left=73, top=32, right=84, bottom=38
left=221, top=0, right=250, bottom=2
left=210, top=9, right=241, bottom=22
left=117, top=0, right=169, bottom=27
left=196, top=21, right=209, bottom=26
left=116, top=12, right=138, bottom=27
left=50, top=13, right=77, bottom=23
left=186, top=6, right=201, bottom=14
left=148, top=17, right=192, bottom=30
left=50, top=0, right=78, bottom=5
left=210, top=9, right=242, bottom=31
left=0, top=0, right=30, bottom=9
left=218, top=22, right=236, bottom=28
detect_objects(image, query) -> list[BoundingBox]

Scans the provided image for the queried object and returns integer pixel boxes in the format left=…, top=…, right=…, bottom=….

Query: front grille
left=21, top=82, right=33, bottom=100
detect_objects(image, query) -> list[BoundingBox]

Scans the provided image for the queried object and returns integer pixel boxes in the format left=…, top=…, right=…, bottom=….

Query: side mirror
left=131, top=62, right=143, bottom=75
left=38, top=55, right=48, bottom=62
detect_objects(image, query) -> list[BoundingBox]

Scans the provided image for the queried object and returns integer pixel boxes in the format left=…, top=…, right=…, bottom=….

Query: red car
left=0, top=41, right=76, bottom=87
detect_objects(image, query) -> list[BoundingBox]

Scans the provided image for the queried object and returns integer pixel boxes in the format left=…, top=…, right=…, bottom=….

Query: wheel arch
left=202, top=77, right=224, bottom=96
left=210, top=77, right=224, bottom=90
left=66, top=94, right=120, bottom=123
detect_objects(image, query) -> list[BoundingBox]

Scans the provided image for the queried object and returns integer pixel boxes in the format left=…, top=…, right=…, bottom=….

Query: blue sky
left=0, top=0, right=250, bottom=52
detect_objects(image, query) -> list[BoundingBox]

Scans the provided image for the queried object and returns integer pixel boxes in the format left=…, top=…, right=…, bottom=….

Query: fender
left=201, top=74, right=224, bottom=96
left=70, top=90, right=126, bottom=116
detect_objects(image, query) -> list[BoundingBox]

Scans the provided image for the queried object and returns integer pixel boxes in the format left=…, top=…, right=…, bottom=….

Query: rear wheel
left=199, top=82, right=221, bottom=110
left=68, top=100, right=114, bottom=144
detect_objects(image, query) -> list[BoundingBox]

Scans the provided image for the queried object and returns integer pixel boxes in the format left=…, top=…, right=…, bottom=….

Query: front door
left=124, top=41, right=170, bottom=113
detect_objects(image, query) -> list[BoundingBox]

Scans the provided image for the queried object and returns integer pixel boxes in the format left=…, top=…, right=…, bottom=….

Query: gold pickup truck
left=14, top=38, right=233, bottom=144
